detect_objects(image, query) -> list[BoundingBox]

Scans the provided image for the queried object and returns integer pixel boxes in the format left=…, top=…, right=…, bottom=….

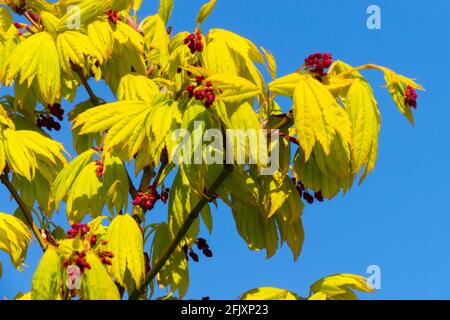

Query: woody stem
left=129, top=164, right=234, bottom=300
left=333, top=63, right=383, bottom=78
left=23, top=10, right=41, bottom=31
left=0, top=174, right=47, bottom=251
left=72, top=66, right=102, bottom=106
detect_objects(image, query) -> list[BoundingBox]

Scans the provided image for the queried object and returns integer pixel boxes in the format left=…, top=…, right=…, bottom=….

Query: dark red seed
left=195, top=75, right=205, bottom=85
left=132, top=197, right=141, bottom=206
left=196, top=239, right=209, bottom=250
left=144, top=252, right=150, bottom=274
left=303, top=192, right=314, bottom=204
left=102, top=258, right=112, bottom=266
left=194, top=90, right=206, bottom=100
left=189, top=251, right=199, bottom=262
left=314, top=191, right=324, bottom=202
left=203, top=249, right=213, bottom=258
left=103, top=251, right=114, bottom=258
left=194, top=41, right=204, bottom=52
left=89, top=234, right=97, bottom=246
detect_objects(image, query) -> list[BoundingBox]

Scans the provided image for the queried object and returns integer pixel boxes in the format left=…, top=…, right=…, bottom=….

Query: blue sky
left=1, top=0, right=450, bottom=300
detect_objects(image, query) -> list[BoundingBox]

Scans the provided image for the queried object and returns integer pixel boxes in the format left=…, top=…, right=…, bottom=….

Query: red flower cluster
left=67, top=223, right=91, bottom=239
left=49, top=103, right=64, bottom=121
left=304, top=52, right=333, bottom=81
left=184, top=32, right=204, bottom=54
left=196, top=238, right=213, bottom=257
left=63, top=251, right=91, bottom=273
left=404, top=85, right=418, bottom=109
left=64, top=249, right=114, bottom=279
left=67, top=223, right=99, bottom=247
left=107, top=10, right=121, bottom=24
left=186, top=76, right=216, bottom=108
left=292, top=178, right=324, bottom=204
left=37, top=103, right=64, bottom=131
left=95, top=160, right=104, bottom=178
left=37, top=115, right=61, bottom=131
left=183, top=238, right=213, bottom=263
left=73, top=251, right=91, bottom=272
left=65, top=223, right=113, bottom=270
left=132, top=186, right=170, bottom=211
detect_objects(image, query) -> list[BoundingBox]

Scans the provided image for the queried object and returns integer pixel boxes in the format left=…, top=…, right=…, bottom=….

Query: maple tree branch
left=72, top=65, right=102, bottom=106
left=139, top=166, right=154, bottom=192
left=129, top=164, right=234, bottom=300
left=0, top=174, right=47, bottom=251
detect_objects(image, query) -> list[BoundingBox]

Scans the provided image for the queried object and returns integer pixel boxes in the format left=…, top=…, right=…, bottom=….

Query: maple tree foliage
left=0, top=0, right=423, bottom=300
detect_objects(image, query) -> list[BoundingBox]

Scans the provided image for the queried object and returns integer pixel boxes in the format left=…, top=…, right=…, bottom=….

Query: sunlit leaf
left=240, top=287, right=300, bottom=300
left=105, top=214, right=145, bottom=290
left=31, top=247, right=62, bottom=300
left=80, top=251, right=121, bottom=300
left=310, top=274, right=375, bottom=300
left=0, top=212, right=31, bottom=269
left=196, top=0, right=217, bottom=25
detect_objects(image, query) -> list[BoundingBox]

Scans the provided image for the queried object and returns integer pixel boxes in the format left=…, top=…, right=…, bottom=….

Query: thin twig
left=0, top=174, right=47, bottom=251
left=72, top=65, right=102, bottom=106
left=271, top=110, right=294, bottom=130
left=332, top=63, right=381, bottom=78
left=129, top=164, right=234, bottom=300
left=279, top=132, right=300, bottom=146
left=23, top=10, right=41, bottom=31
